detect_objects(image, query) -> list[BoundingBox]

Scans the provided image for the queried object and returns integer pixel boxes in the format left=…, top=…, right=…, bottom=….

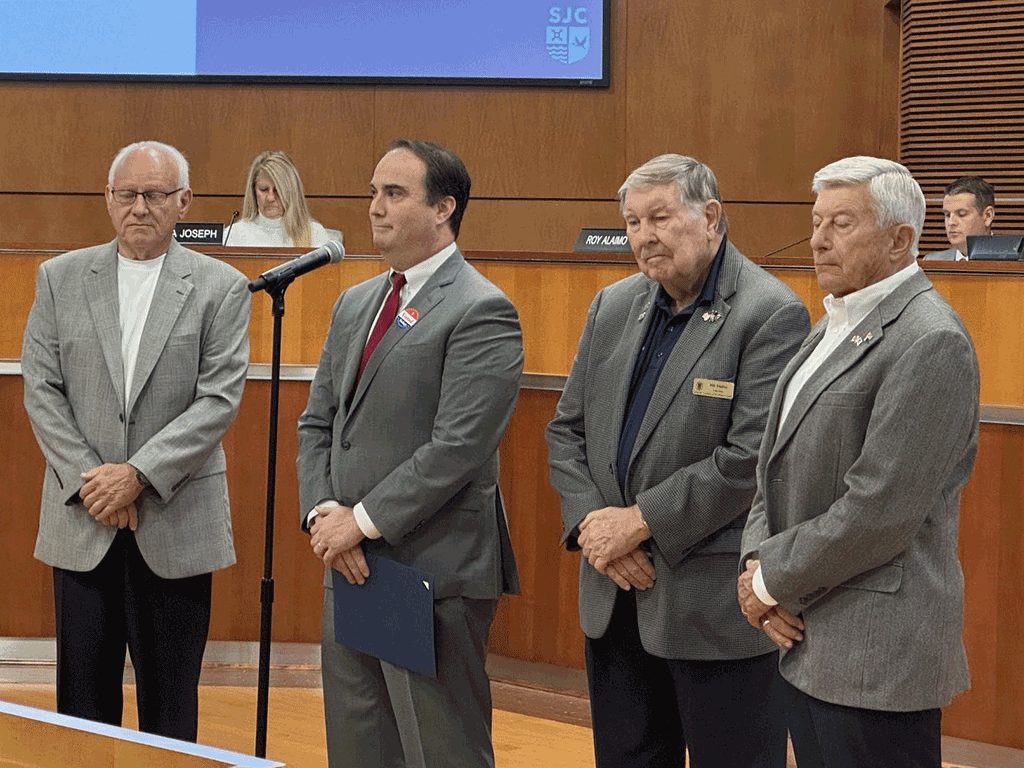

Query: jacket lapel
left=84, top=242, right=126, bottom=410
left=126, top=242, right=193, bottom=415
left=769, top=270, right=935, bottom=462
left=346, top=251, right=462, bottom=418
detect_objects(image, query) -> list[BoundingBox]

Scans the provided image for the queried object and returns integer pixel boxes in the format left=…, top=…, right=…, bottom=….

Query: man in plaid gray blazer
left=22, top=141, right=250, bottom=741
left=546, top=154, right=810, bottom=767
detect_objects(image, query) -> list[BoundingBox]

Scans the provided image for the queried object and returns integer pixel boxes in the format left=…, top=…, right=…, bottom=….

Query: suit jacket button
left=341, top=440, right=351, bottom=450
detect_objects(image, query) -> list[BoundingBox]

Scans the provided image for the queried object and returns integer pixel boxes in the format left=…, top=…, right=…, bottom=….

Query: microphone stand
left=253, top=278, right=290, bottom=758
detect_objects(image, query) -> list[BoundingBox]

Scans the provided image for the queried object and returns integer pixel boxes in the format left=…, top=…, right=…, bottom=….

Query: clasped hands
left=80, top=463, right=144, bottom=531
left=309, top=502, right=370, bottom=585
left=737, top=559, right=804, bottom=649
left=577, top=504, right=655, bottom=591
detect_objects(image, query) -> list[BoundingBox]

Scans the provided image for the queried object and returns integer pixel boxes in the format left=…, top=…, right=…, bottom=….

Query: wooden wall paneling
left=474, top=262, right=634, bottom=375
left=369, top=83, right=627, bottom=201
left=928, top=272, right=1024, bottom=406
left=0, top=83, right=129, bottom=193
left=0, top=195, right=112, bottom=248
left=212, top=380, right=324, bottom=642
left=1, top=253, right=51, bottom=359
left=490, top=389, right=586, bottom=668
left=0, top=376, right=54, bottom=637
left=722, top=203, right=812, bottom=261
left=625, top=0, right=897, bottom=203
left=944, top=423, right=1024, bottom=750
left=458, top=200, right=627, bottom=254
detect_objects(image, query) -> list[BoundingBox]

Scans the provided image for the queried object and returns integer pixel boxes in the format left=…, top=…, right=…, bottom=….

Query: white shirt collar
left=390, top=242, right=457, bottom=304
left=822, top=261, right=921, bottom=331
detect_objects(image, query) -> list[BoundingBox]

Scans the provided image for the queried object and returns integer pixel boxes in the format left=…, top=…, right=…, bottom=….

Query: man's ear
left=435, top=195, right=456, bottom=226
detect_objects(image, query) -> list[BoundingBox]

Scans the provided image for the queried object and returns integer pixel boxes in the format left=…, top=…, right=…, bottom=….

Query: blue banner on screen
left=0, top=1, right=609, bottom=86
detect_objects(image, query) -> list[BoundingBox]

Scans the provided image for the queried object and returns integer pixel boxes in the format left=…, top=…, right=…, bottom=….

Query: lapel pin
left=850, top=332, right=873, bottom=347
left=701, top=310, right=721, bottom=323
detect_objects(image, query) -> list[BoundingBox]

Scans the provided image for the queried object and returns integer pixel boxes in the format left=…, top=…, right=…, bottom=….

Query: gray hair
left=812, top=156, right=925, bottom=258
left=108, top=141, right=190, bottom=189
left=618, top=154, right=728, bottom=234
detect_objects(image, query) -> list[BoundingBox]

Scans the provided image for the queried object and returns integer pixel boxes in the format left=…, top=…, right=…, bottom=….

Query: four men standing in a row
left=22, top=141, right=978, bottom=768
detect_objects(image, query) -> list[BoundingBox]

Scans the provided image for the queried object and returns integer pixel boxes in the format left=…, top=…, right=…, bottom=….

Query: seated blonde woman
left=225, top=151, right=332, bottom=247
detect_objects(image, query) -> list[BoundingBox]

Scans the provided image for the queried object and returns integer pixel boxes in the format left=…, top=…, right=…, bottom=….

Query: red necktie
left=358, top=271, right=406, bottom=380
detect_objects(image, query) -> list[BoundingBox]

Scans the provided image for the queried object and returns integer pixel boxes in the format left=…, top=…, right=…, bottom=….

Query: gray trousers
left=322, top=584, right=498, bottom=767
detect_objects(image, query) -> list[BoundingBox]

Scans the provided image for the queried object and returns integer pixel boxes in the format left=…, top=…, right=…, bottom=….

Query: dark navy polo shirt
left=615, top=237, right=727, bottom=495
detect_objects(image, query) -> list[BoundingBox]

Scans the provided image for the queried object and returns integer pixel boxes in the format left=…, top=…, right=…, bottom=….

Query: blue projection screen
left=0, top=1, right=610, bottom=87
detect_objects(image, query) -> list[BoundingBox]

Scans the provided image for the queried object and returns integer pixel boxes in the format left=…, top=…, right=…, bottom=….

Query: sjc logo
left=546, top=6, right=590, bottom=64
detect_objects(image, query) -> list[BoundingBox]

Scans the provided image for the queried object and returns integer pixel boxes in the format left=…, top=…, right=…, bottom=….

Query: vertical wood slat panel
left=901, top=0, right=1024, bottom=253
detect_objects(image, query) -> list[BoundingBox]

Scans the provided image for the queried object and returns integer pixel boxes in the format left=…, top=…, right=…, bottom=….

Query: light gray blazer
left=547, top=243, right=810, bottom=660
left=22, top=239, right=251, bottom=579
left=296, top=249, right=523, bottom=600
left=921, top=247, right=961, bottom=261
left=741, top=269, right=978, bottom=711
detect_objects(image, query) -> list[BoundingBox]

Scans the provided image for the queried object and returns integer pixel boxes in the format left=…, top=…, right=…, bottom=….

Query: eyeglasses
left=110, top=188, right=183, bottom=205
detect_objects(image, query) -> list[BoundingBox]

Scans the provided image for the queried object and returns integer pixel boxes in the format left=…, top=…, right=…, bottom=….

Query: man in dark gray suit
left=22, top=140, right=251, bottom=741
left=739, top=156, right=979, bottom=768
left=297, top=139, right=523, bottom=768
left=922, top=175, right=995, bottom=260
left=546, top=154, right=810, bottom=767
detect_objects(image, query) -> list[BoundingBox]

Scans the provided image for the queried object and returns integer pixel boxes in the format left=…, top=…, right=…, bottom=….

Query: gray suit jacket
left=296, top=249, right=523, bottom=600
left=547, top=243, right=810, bottom=660
left=22, top=239, right=251, bottom=579
left=740, top=269, right=978, bottom=711
left=922, top=247, right=962, bottom=261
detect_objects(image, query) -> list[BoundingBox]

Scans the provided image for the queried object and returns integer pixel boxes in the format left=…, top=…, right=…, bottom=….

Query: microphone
left=248, top=240, right=345, bottom=293
left=223, top=210, right=240, bottom=245
left=762, top=236, right=811, bottom=259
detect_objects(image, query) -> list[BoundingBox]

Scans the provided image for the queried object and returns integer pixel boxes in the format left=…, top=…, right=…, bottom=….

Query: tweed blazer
left=22, top=239, right=251, bottom=579
left=547, top=242, right=810, bottom=659
left=741, top=269, right=978, bottom=711
left=296, top=249, right=523, bottom=600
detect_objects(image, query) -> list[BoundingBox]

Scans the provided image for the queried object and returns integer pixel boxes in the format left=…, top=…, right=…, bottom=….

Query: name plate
left=574, top=228, right=631, bottom=253
left=175, top=222, right=225, bottom=245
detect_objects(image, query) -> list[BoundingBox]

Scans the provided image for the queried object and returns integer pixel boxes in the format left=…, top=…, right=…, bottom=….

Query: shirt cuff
left=752, top=566, right=778, bottom=607
left=353, top=502, right=382, bottom=540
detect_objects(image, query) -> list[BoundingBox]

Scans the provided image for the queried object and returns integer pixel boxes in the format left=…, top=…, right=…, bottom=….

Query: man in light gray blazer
left=739, top=157, right=979, bottom=768
left=921, top=175, right=995, bottom=260
left=546, top=154, right=810, bottom=767
left=21, top=141, right=251, bottom=741
left=297, top=139, right=523, bottom=768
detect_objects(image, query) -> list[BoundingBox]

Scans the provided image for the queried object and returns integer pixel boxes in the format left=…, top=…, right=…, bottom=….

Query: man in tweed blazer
left=21, top=141, right=250, bottom=741
left=739, top=157, right=978, bottom=767
left=546, top=154, right=809, bottom=767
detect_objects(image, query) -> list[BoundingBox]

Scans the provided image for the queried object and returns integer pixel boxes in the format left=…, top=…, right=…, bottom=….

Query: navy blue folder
left=331, top=553, right=436, bottom=677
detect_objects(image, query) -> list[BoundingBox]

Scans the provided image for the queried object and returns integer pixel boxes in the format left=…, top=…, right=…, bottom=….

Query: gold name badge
left=692, top=378, right=735, bottom=400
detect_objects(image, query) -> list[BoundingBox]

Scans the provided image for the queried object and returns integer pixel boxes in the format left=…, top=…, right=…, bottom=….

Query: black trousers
left=783, top=678, right=942, bottom=768
left=586, top=589, right=786, bottom=768
left=52, top=527, right=212, bottom=742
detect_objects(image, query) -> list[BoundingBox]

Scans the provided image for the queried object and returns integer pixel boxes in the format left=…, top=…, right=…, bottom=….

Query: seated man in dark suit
left=922, top=175, right=994, bottom=260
